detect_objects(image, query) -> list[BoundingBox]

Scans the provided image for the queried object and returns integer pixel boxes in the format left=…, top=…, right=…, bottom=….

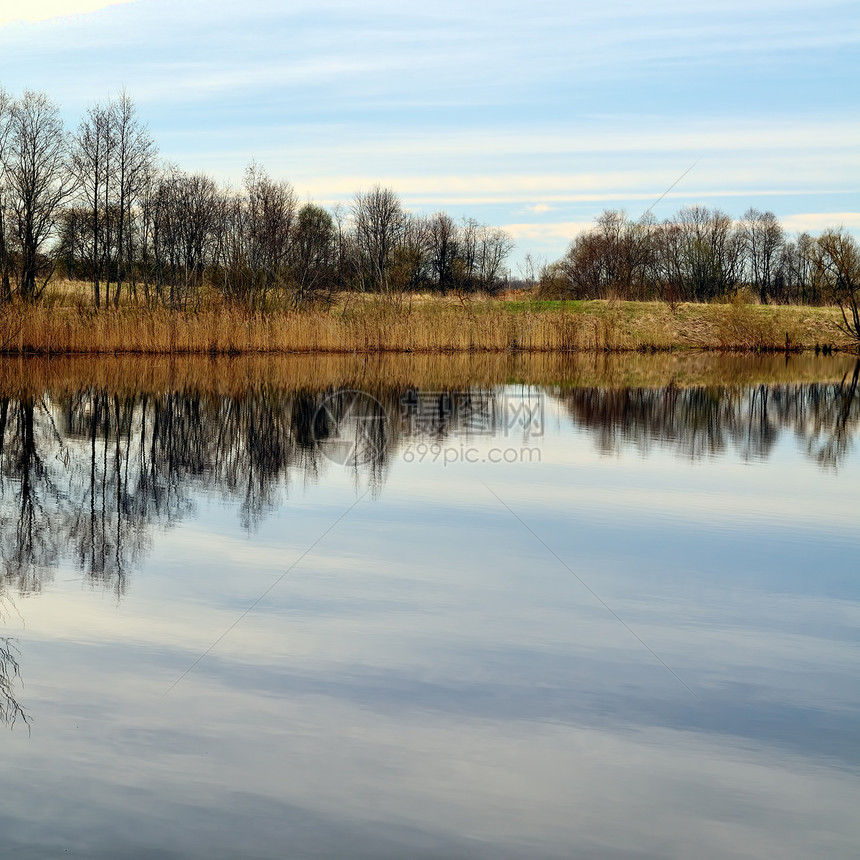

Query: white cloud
left=0, top=0, right=137, bottom=25
left=128, top=56, right=400, bottom=104
left=779, top=212, right=860, bottom=233
left=499, top=214, right=860, bottom=255
left=502, top=221, right=593, bottom=242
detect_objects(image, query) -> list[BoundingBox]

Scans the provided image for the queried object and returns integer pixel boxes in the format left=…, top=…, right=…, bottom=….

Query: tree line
left=0, top=87, right=514, bottom=309
left=540, top=207, right=860, bottom=337
left=2, top=85, right=857, bottom=326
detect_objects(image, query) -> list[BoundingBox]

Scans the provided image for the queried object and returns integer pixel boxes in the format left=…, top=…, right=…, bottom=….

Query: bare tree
left=427, top=212, right=459, bottom=291
left=330, top=202, right=352, bottom=291
left=291, top=202, right=335, bottom=306
left=243, top=162, right=295, bottom=307
left=3, top=91, right=74, bottom=300
left=174, top=171, right=218, bottom=308
left=0, top=87, right=13, bottom=302
left=209, top=183, right=247, bottom=304
left=791, top=232, right=818, bottom=304
left=109, top=90, right=156, bottom=307
left=457, top=216, right=480, bottom=290
left=651, top=220, right=687, bottom=304
left=351, top=185, right=405, bottom=294
left=475, top=225, right=514, bottom=292
left=71, top=101, right=112, bottom=307
left=815, top=228, right=860, bottom=342
left=516, top=253, right=545, bottom=291
left=137, top=163, right=170, bottom=305
left=675, top=205, right=742, bottom=301
left=56, top=206, right=90, bottom=281
left=741, top=208, right=784, bottom=304
left=555, top=211, right=640, bottom=299
left=389, top=215, right=430, bottom=295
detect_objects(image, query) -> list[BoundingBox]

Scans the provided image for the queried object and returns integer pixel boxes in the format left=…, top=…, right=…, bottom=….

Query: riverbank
left=0, top=295, right=854, bottom=355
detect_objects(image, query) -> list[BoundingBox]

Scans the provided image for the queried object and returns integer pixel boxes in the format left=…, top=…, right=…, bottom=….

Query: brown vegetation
left=0, top=291, right=852, bottom=356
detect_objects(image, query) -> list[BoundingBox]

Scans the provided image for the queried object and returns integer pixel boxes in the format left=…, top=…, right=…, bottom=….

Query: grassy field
left=0, top=281, right=854, bottom=355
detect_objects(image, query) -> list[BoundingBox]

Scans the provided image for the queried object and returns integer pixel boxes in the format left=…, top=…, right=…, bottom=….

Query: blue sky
left=1, top=0, right=858, bottom=267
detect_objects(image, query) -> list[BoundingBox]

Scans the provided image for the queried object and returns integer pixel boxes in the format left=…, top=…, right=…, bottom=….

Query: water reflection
left=556, top=360, right=860, bottom=465
left=0, top=361, right=858, bottom=594
left=1, top=355, right=859, bottom=857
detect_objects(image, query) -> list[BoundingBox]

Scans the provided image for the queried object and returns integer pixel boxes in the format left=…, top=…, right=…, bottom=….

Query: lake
left=1, top=353, right=859, bottom=859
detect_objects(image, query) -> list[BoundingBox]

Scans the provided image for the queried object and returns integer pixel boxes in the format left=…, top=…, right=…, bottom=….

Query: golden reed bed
left=0, top=299, right=853, bottom=357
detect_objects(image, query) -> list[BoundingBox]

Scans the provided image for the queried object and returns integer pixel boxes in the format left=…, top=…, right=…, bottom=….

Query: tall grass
left=0, top=294, right=851, bottom=356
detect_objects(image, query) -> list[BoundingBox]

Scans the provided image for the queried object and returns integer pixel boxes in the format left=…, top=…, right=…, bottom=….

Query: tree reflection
left=0, top=386, right=372, bottom=596
left=805, top=361, right=860, bottom=468
left=0, top=371, right=857, bottom=597
left=0, top=635, right=29, bottom=730
left=553, top=361, right=860, bottom=466
left=0, top=397, right=64, bottom=594
left=0, top=369, right=856, bottom=731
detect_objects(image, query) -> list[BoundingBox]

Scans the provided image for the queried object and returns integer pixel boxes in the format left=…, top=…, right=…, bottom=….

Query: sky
left=0, top=0, right=858, bottom=268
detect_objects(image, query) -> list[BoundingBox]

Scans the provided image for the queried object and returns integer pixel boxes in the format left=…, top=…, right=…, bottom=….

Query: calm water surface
left=1, top=354, right=859, bottom=859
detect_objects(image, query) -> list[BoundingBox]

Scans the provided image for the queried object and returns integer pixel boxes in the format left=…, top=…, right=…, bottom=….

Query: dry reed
left=0, top=296, right=852, bottom=357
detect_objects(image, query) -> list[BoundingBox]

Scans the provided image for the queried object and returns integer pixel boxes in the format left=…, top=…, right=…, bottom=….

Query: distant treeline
left=540, top=208, right=860, bottom=316
left=0, top=87, right=514, bottom=308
